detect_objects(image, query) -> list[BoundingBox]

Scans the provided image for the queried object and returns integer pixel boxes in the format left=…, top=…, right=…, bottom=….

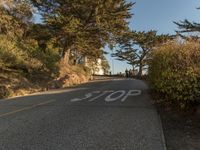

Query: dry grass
left=0, top=62, right=91, bottom=99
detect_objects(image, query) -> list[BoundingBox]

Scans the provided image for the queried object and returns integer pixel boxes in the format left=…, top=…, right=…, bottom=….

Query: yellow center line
left=0, top=99, right=56, bottom=118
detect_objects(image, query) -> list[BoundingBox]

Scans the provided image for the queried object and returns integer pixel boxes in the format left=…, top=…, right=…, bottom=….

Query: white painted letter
left=89, top=91, right=114, bottom=102
left=70, top=93, right=93, bottom=102
left=121, top=90, right=141, bottom=102
left=105, top=90, right=126, bottom=102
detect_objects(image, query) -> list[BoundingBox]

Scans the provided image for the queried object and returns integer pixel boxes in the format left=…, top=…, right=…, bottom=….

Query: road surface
left=0, top=78, right=165, bottom=150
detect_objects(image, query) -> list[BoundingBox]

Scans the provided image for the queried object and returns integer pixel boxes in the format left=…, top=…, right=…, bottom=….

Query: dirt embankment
left=0, top=64, right=91, bottom=99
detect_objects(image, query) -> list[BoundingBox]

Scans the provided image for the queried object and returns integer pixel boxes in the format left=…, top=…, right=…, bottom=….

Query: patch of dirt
left=156, top=103, right=200, bottom=150
left=0, top=70, right=43, bottom=98
left=47, top=73, right=89, bottom=89
left=0, top=64, right=91, bottom=99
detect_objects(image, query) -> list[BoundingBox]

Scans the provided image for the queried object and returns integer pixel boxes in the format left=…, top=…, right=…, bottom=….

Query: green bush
left=0, top=35, right=60, bottom=77
left=26, top=41, right=60, bottom=75
left=0, top=35, right=28, bottom=68
left=0, top=35, right=43, bottom=70
left=148, top=41, right=200, bottom=108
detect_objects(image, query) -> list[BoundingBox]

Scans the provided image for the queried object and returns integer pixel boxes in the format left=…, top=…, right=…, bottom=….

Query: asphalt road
left=0, top=78, right=165, bottom=150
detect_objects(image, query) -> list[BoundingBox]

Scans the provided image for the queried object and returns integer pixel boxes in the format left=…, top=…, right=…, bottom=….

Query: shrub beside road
left=149, top=41, right=200, bottom=109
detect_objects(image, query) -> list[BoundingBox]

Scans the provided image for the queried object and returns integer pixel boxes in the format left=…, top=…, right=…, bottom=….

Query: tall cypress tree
left=31, top=0, right=134, bottom=64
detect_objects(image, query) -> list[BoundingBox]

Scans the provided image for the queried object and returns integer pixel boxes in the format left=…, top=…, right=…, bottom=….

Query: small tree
left=112, top=30, right=172, bottom=77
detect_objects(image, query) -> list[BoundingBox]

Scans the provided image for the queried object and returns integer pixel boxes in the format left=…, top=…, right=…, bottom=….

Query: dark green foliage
left=174, top=6, right=200, bottom=34
left=31, top=0, right=134, bottom=63
left=112, top=49, right=138, bottom=68
left=174, top=19, right=200, bottom=33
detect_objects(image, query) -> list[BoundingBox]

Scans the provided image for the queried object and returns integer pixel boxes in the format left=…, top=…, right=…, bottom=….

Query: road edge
left=158, top=113, right=167, bottom=150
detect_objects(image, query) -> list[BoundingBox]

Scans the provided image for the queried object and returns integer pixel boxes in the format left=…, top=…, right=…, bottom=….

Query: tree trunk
left=137, top=54, right=146, bottom=78
left=132, top=65, right=135, bottom=75
left=61, top=48, right=70, bottom=65
left=137, top=62, right=143, bottom=78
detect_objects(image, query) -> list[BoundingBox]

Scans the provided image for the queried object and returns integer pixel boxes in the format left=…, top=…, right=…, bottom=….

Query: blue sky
left=106, top=0, right=200, bottom=74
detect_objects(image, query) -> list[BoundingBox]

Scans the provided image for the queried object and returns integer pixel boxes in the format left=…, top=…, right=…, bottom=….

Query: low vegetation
left=148, top=41, right=200, bottom=109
